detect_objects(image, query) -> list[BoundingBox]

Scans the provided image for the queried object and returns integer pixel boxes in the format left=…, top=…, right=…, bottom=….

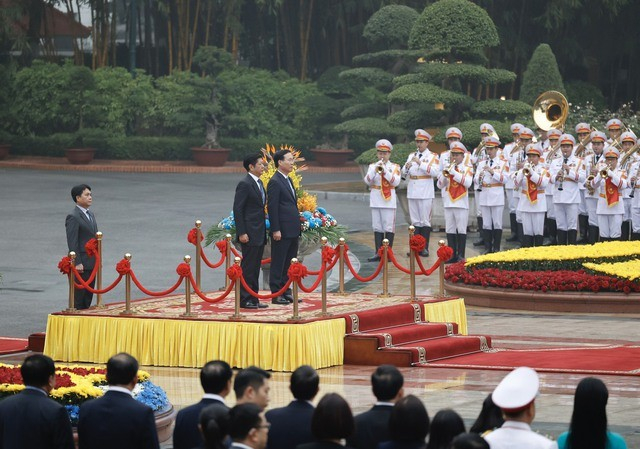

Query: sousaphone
left=532, top=91, right=569, bottom=131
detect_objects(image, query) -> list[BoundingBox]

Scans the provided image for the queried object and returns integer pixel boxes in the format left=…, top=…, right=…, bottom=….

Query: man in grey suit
left=65, top=183, right=98, bottom=309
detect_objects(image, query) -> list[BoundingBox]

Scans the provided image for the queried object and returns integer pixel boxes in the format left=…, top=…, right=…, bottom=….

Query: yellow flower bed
left=583, top=259, right=640, bottom=282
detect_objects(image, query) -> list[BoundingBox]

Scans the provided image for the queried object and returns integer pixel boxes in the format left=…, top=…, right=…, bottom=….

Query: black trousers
left=269, top=237, right=299, bottom=294
left=240, top=243, right=265, bottom=304
left=74, top=269, right=95, bottom=310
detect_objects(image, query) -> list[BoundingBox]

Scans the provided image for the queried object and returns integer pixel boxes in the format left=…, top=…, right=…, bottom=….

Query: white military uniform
left=629, top=158, right=640, bottom=236
left=365, top=159, right=401, bottom=233
left=402, top=148, right=440, bottom=228
left=549, top=140, right=586, bottom=240
left=515, top=157, right=550, bottom=245
left=437, top=156, right=473, bottom=234
left=485, top=421, right=554, bottom=449
left=584, top=150, right=605, bottom=227
left=590, top=153, right=628, bottom=239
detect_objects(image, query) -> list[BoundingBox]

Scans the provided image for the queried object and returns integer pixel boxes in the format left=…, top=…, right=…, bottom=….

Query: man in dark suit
left=233, top=154, right=269, bottom=309
left=173, top=360, right=233, bottom=449
left=0, top=354, right=74, bottom=449
left=65, top=183, right=99, bottom=309
left=234, top=366, right=271, bottom=410
left=229, top=403, right=269, bottom=449
left=267, top=150, right=301, bottom=305
left=78, top=352, right=159, bottom=449
left=347, top=365, right=405, bottom=449
left=265, top=365, right=319, bottom=449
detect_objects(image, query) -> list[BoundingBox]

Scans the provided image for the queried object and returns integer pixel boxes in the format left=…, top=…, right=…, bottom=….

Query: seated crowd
left=0, top=354, right=627, bottom=449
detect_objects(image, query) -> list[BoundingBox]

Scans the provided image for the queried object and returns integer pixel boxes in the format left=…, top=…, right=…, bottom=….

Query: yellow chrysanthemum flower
left=583, top=259, right=640, bottom=281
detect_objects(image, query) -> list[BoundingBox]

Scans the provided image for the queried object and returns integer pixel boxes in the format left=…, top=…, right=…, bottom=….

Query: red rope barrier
left=188, top=273, right=236, bottom=303
left=70, top=265, right=124, bottom=294
left=415, top=252, right=442, bottom=275
left=387, top=249, right=413, bottom=274
left=239, top=276, right=293, bottom=300
left=297, top=265, right=325, bottom=293
left=344, top=251, right=384, bottom=282
left=129, top=271, right=184, bottom=297
left=200, top=246, right=226, bottom=268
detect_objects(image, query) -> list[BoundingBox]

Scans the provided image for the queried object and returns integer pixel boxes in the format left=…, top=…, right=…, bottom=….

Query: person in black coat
left=346, top=365, right=405, bottom=449
left=65, top=183, right=99, bottom=309
left=173, top=360, right=233, bottom=449
left=233, top=154, right=269, bottom=309
left=0, top=354, right=74, bottom=449
left=267, top=149, right=301, bottom=305
left=78, top=353, right=159, bottom=449
left=266, top=365, right=319, bottom=449
left=296, top=393, right=355, bottom=449
left=229, top=403, right=270, bottom=449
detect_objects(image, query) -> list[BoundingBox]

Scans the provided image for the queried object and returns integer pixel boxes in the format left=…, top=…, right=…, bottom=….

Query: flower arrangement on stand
left=445, top=241, right=640, bottom=294
left=206, top=144, right=347, bottom=247
left=0, top=363, right=169, bottom=425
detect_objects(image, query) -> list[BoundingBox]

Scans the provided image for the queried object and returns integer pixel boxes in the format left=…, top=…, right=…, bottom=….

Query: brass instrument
left=620, top=142, right=640, bottom=169
left=574, top=127, right=598, bottom=157
left=546, top=141, right=562, bottom=161
left=523, top=162, right=532, bottom=177
left=443, top=162, right=456, bottom=177
left=585, top=174, right=596, bottom=195
left=375, top=162, right=385, bottom=174
left=533, top=91, right=569, bottom=131
left=557, top=169, right=564, bottom=191
left=600, top=167, right=609, bottom=178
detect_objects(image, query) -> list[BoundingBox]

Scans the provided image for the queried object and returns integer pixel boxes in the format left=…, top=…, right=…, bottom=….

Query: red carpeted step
left=345, top=303, right=426, bottom=333
left=392, top=335, right=493, bottom=364
left=348, top=322, right=458, bottom=347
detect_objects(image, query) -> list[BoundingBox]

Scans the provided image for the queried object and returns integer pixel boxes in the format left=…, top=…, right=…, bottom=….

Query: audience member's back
left=266, top=365, right=319, bottom=449
left=378, top=395, right=430, bottom=449
left=426, top=409, right=465, bottom=449
left=347, top=365, right=404, bottom=449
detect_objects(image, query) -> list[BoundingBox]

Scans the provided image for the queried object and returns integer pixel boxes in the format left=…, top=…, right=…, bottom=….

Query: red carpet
left=0, top=337, right=28, bottom=355
left=427, top=344, right=640, bottom=376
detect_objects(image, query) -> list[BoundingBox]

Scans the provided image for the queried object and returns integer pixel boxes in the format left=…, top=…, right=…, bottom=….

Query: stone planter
left=65, top=148, right=96, bottom=165
left=0, top=144, right=10, bottom=160
left=191, top=147, right=230, bottom=167
left=310, top=148, right=354, bottom=166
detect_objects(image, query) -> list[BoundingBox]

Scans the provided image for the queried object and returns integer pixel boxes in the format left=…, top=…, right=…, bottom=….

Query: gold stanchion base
left=64, top=308, right=77, bottom=313
left=228, top=313, right=245, bottom=319
left=317, top=312, right=332, bottom=317
left=377, top=293, right=392, bottom=298
left=287, top=315, right=302, bottom=321
left=335, top=291, right=351, bottom=297
left=405, top=297, right=416, bottom=302
left=120, top=310, right=136, bottom=316
left=91, top=304, right=107, bottom=309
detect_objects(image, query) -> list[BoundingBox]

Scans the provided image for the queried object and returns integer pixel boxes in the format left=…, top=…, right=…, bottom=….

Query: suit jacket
left=266, top=400, right=315, bottom=449
left=78, top=390, right=159, bottom=449
left=65, top=206, right=98, bottom=270
left=0, top=388, right=74, bottom=449
left=173, top=398, right=227, bottom=449
left=267, top=171, right=301, bottom=239
left=346, top=404, right=393, bottom=449
left=233, top=174, right=267, bottom=246
left=297, top=441, right=354, bottom=449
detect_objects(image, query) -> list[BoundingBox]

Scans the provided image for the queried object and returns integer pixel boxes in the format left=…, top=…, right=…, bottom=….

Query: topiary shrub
left=470, top=100, right=531, bottom=120
left=432, top=119, right=513, bottom=148
left=519, top=43, right=565, bottom=105
left=565, top=80, right=607, bottom=111
left=363, top=5, right=420, bottom=51
left=355, top=142, right=417, bottom=165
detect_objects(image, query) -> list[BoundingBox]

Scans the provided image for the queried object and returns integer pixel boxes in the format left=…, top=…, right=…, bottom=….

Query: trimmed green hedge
left=355, top=142, right=417, bottom=165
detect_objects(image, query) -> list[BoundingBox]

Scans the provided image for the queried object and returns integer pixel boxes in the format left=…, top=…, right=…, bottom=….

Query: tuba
left=533, top=91, right=569, bottom=132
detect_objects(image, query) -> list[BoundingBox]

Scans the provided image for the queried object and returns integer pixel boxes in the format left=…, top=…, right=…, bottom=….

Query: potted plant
left=190, top=47, right=234, bottom=167
left=63, top=65, right=97, bottom=164
left=310, top=135, right=354, bottom=167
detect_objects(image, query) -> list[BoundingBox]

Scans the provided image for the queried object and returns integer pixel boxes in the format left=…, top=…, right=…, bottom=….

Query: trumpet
left=443, top=162, right=456, bottom=177
left=375, top=162, right=385, bottom=174
left=600, top=166, right=609, bottom=178
left=523, top=162, right=532, bottom=177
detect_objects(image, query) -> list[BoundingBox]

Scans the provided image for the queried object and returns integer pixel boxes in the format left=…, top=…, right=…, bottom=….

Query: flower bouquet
left=0, top=363, right=169, bottom=425
left=206, top=144, right=347, bottom=248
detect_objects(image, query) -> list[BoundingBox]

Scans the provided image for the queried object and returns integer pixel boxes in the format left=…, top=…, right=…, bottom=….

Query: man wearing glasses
left=229, top=403, right=270, bottom=449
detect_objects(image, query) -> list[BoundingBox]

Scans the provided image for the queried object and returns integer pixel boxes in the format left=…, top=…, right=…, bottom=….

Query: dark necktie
left=257, top=179, right=265, bottom=203
left=489, top=159, right=493, bottom=167
left=564, top=158, right=568, bottom=165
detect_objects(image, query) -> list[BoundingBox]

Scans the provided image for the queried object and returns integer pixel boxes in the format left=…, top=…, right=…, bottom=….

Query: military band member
left=619, top=131, right=637, bottom=240
left=508, top=127, right=536, bottom=245
left=471, top=123, right=496, bottom=248
left=549, top=134, right=586, bottom=245
left=575, top=123, right=592, bottom=243
left=584, top=131, right=607, bottom=243
left=437, top=142, right=473, bottom=263
left=590, top=146, right=628, bottom=241
left=606, top=118, right=623, bottom=144
left=364, top=139, right=401, bottom=261
left=473, top=136, right=507, bottom=254
left=439, top=127, right=470, bottom=170
left=503, top=123, right=523, bottom=242
left=629, top=157, right=640, bottom=240
left=401, top=129, right=440, bottom=257
left=515, top=146, right=550, bottom=247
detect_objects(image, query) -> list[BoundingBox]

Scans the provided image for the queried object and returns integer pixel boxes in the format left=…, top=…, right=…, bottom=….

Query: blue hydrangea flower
left=317, top=207, right=327, bottom=215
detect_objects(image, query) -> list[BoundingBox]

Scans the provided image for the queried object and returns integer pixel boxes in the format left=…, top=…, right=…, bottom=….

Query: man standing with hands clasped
left=268, top=149, right=301, bottom=305
left=234, top=154, right=269, bottom=309
left=66, top=183, right=98, bottom=310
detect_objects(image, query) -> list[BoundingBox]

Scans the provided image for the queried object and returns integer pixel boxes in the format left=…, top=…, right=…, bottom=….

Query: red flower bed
left=0, top=366, right=76, bottom=388
left=445, top=261, right=640, bottom=294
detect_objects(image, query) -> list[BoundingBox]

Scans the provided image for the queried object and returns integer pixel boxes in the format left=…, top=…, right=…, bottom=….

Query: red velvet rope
left=344, top=251, right=384, bottom=282
left=69, top=265, right=124, bottom=294
left=216, top=239, right=271, bottom=265
left=176, top=263, right=191, bottom=277
left=129, top=270, right=184, bottom=297
left=187, top=228, right=203, bottom=245
left=297, top=265, right=325, bottom=293
left=409, top=234, right=426, bottom=252
left=437, top=245, right=454, bottom=261
left=287, top=263, right=308, bottom=282
left=69, top=253, right=101, bottom=287
left=85, top=238, right=98, bottom=257
left=415, top=253, right=442, bottom=275
left=239, top=276, right=293, bottom=300
left=387, top=249, right=412, bottom=274
left=189, top=273, right=236, bottom=303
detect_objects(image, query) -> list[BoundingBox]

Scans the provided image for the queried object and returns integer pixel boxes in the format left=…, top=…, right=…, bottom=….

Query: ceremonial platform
left=43, top=293, right=476, bottom=371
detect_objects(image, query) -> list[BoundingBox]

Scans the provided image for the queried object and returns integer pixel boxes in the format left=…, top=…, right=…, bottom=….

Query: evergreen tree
left=519, top=43, right=565, bottom=105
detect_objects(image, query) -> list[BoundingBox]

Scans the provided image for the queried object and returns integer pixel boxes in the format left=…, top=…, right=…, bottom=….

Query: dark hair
left=371, top=364, right=404, bottom=401
left=233, top=366, right=271, bottom=399
left=106, top=352, right=139, bottom=386
left=243, top=154, right=263, bottom=172
left=427, top=409, right=466, bottom=449
left=290, top=365, right=319, bottom=401
left=451, top=433, right=490, bottom=449
left=566, top=377, right=609, bottom=449
left=470, top=394, right=504, bottom=434
left=229, top=403, right=263, bottom=441
left=201, top=360, right=233, bottom=395
left=20, top=354, right=55, bottom=387
left=311, top=393, right=354, bottom=441
left=199, top=404, right=231, bottom=449
left=388, top=395, right=430, bottom=443
left=71, top=184, right=91, bottom=202
left=273, top=149, right=291, bottom=168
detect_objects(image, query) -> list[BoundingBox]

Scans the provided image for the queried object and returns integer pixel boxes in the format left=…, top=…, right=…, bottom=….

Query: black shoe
left=367, top=255, right=381, bottom=262
left=419, top=249, right=429, bottom=257
left=241, top=302, right=268, bottom=309
left=271, top=296, right=289, bottom=305
left=283, top=293, right=294, bottom=303
left=505, top=234, right=519, bottom=242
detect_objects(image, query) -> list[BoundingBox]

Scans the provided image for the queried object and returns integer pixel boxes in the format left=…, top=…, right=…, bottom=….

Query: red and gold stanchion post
left=95, top=231, right=104, bottom=308
left=66, top=252, right=77, bottom=312
left=288, top=258, right=301, bottom=321
left=120, top=253, right=135, bottom=316
left=195, top=220, right=202, bottom=291
left=230, top=257, right=244, bottom=320
left=378, top=239, right=391, bottom=298
left=438, top=240, right=446, bottom=297
left=220, top=234, right=232, bottom=290
left=319, top=237, right=330, bottom=317
left=181, top=255, right=194, bottom=317
left=338, top=238, right=348, bottom=296
left=408, top=226, right=416, bottom=302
